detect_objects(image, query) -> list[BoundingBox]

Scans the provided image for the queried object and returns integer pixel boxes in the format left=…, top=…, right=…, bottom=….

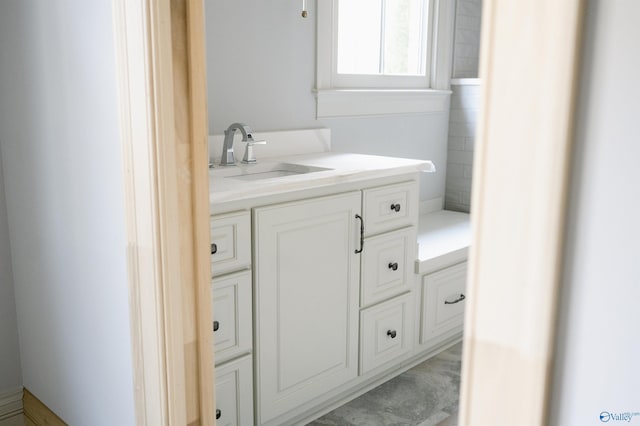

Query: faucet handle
left=241, top=139, right=267, bottom=164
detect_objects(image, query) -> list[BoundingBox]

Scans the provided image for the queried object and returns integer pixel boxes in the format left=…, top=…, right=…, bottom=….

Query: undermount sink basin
left=212, top=162, right=332, bottom=181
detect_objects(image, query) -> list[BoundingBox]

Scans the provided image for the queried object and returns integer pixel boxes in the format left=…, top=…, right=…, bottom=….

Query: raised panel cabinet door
left=362, top=181, right=419, bottom=237
left=360, top=292, right=415, bottom=375
left=212, top=270, right=253, bottom=365
left=360, top=226, right=417, bottom=308
left=254, top=191, right=362, bottom=424
left=421, top=262, right=467, bottom=346
left=210, top=211, right=251, bottom=277
left=214, top=355, right=254, bottom=426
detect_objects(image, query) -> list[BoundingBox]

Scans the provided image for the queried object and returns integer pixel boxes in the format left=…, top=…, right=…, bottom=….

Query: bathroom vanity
left=210, top=152, right=465, bottom=426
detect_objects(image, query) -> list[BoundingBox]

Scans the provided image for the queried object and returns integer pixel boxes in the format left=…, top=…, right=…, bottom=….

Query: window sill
left=314, top=89, right=452, bottom=119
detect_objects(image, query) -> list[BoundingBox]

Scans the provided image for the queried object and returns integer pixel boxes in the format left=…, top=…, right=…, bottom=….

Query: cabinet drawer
left=211, top=211, right=251, bottom=277
left=421, top=262, right=467, bottom=344
left=361, top=227, right=416, bottom=307
left=212, top=271, right=253, bottom=365
left=363, top=182, right=418, bottom=236
left=360, top=293, right=414, bottom=375
left=215, top=354, right=254, bottom=426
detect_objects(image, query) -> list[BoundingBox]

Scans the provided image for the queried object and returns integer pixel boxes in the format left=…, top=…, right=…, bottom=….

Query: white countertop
left=415, top=210, right=472, bottom=274
left=209, top=152, right=434, bottom=209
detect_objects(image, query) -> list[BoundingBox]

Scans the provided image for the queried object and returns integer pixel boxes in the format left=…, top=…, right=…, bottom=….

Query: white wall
left=0, top=1, right=135, bottom=424
left=549, top=1, right=640, bottom=425
left=0, top=158, right=22, bottom=395
left=205, top=0, right=449, bottom=202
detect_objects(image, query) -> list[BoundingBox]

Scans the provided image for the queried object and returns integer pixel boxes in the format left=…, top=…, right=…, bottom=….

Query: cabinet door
left=360, top=292, right=414, bottom=375
left=210, top=211, right=251, bottom=277
left=421, top=262, right=467, bottom=346
left=215, top=355, right=254, bottom=426
left=363, top=182, right=418, bottom=237
left=254, top=192, right=361, bottom=423
left=360, top=227, right=416, bottom=307
left=212, top=271, right=252, bottom=365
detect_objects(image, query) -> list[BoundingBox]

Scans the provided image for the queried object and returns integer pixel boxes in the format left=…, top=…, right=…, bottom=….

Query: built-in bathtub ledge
left=416, top=210, right=472, bottom=275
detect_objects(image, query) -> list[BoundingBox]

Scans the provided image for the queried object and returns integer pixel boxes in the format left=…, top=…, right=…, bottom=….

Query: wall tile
left=446, top=164, right=464, bottom=178
left=447, top=0, right=482, bottom=212
left=452, top=0, right=483, bottom=78
left=449, top=136, right=466, bottom=151
left=457, top=1, right=482, bottom=17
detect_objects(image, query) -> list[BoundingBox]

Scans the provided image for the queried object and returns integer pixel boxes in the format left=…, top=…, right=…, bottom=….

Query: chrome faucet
left=220, top=122, right=266, bottom=166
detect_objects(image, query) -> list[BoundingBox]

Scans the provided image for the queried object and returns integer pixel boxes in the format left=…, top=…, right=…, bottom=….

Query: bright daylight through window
left=337, top=0, right=429, bottom=78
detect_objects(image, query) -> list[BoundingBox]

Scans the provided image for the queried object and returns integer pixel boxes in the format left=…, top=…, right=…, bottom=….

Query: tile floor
left=308, top=342, right=462, bottom=426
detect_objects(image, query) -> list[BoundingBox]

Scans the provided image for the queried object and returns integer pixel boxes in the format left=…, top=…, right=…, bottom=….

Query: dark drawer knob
left=211, top=243, right=218, bottom=255
left=213, top=320, right=219, bottom=332
left=216, top=409, right=221, bottom=419
left=390, top=203, right=401, bottom=212
left=387, top=329, right=397, bottom=339
left=444, top=294, right=466, bottom=305
left=388, top=262, right=398, bottom=271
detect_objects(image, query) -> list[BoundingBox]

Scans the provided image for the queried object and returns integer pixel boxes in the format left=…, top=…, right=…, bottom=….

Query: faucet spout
left=220, top=122, right=254, bottom=166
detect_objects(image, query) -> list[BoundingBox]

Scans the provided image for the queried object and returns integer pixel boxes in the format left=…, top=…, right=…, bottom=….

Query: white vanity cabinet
left=253, top=191, right=362, bottom=424
left=208, top=152, right=437, bottom=425
left=252, top=180, right=419, bottom=425
left=210, top=211, right=254, bottom=426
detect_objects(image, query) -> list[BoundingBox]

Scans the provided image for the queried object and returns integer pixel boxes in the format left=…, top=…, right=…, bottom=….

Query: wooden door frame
left=112, top=0, right=587, bottom=424
left=460, top=0, right=586, bottom=425
left=112, top=0, right=213, bottom=424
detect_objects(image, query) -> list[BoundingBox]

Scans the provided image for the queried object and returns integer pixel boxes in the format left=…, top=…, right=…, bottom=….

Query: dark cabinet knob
left=211, top=243, right=218, bottom=254
left=387, top=329, right=397, bottom=339
left=390, top=204, right=401, bottom=212
left=213, top=321, right=219, bottom=332
left=388, top=262, right=398, bottom=271
left=216, top=409, right=221, bottom=419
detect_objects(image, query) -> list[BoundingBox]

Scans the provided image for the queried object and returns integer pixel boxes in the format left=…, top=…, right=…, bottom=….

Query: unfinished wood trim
left=23, top=389, right=66, bottom=426
left=169, top=0, right=215, bottom=424
left=459, top=1, right=586, bottom=425
left=113, top=0, right=188, bottom=424
left=185, top=1, right=216, bottom=424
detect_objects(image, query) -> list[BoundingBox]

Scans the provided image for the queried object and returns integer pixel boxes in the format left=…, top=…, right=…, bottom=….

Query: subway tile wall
left=452, top=0, right=483, bottom=78
left=445, top=83, right=480, bottom=213
left=445, top=0, right=483, bottom=213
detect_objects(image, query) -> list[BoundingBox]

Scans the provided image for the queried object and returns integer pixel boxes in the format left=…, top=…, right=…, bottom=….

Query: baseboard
left=0, top=388, right=23, bottom=422
left=23, top=388, right=66, bottom=426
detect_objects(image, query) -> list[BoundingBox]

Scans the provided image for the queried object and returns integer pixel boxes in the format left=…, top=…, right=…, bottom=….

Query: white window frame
left=315, top=0, right=456, bottom=118
left=331, top=0, right=434, bottom=89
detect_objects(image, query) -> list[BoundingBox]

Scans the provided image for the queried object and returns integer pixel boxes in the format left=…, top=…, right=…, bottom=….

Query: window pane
left=383, top=0, right=426, bottom=75
left=336, top=0, right=427, bottom=77
left=337, top=0, right=383, bottom=75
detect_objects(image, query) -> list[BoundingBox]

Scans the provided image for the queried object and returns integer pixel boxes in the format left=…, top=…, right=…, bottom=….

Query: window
left=335, top=0, right=432, bottom=88
left=316, top=0, right=455, bottom=118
